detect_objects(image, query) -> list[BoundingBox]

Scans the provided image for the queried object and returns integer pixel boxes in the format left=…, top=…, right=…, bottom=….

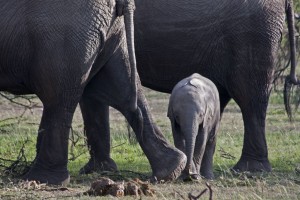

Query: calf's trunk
left=182, top=120, right=199, bottom=175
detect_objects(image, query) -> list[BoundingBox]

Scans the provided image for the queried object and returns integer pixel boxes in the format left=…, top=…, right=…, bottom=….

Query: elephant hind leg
left=191, top=127, right=209, bottom=180
left=230, top=98, right=272, bottom=172
left=227, top=39, right=274, bottom=173
left=79, top=99, right=117, bottom=175
left=199, top=136, right=216, bottom=180
left=79, top=47, right=187, bottom=181
left=231, top=103, right=272, bottom=173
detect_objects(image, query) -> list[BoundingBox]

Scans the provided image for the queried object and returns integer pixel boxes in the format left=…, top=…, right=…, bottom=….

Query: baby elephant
left=168, top=73, right=220, bottom=180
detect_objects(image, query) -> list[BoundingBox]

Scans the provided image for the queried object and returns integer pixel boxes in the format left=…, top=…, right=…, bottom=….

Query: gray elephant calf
left=168, top=73, right=220, bottom=180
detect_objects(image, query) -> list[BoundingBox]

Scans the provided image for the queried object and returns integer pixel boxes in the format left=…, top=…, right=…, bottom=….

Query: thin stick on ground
left=188, top=188, right=207, bottom=200
left=187, top=182, right=213, bottom=200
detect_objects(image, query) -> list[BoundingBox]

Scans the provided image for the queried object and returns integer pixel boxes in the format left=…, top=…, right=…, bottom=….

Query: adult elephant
left=0, top=0, right=186, bottom=185
left=80, top=0, right=299, bottom=175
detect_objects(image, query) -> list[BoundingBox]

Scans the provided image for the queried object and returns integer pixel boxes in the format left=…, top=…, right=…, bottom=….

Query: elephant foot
left=200, top=170, right=214, bottom=180
left=232, top=157, right=272, bottom=173
left=179, top=173, right=201, bottom=182
left=79, top=157, right=118, bottom=174
left=23, top=165, right=70, bottom=186
left=151, top=149, right=186, bottom=181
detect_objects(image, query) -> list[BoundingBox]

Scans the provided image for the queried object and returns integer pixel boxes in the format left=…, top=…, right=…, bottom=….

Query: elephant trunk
left=182, top=121, right=198, bottom=175
left=117, top=0, right=137, bottom=112
left=284, top=0, right=299, bottom=120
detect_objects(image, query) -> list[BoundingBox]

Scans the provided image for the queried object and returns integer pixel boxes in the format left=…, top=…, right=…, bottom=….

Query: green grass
left=0, top=88, right=300, bottom=199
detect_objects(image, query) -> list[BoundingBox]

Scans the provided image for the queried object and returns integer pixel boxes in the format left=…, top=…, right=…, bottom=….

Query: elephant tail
left=284, top=75, right=293, bottom=120
left=117, top=0, right=137, bottom=112
left=284, top=0, right=299, bottom=120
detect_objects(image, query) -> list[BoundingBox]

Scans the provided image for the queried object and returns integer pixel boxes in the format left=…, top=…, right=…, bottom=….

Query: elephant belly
left=134, top=0, right=285, bottom=93
left=0, top=29, right=32, bottom=94
left=135, top=27, right=224, bottom=93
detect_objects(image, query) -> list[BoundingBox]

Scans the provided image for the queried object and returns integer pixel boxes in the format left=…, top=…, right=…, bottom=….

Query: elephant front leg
left=79, top=100, right=117, bottom=174
left=24, top=106, right=76, bottom=185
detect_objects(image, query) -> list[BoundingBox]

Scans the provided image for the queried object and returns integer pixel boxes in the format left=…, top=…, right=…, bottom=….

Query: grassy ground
left=0, top=87, right=300, bottom=199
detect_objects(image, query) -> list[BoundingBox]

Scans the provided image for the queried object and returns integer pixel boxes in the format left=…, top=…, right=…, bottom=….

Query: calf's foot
left=179, top=173, right=201, bottom=182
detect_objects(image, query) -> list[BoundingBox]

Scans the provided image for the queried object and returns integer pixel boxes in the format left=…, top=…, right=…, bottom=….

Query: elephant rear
left=169, top=73, right=220, bottom=124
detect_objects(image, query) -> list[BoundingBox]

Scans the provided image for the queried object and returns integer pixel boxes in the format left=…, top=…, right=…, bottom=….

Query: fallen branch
left=188, top=182, right=213, bottom=200
left=0, top=138, right=32, bottom=177
left=175, top=190, right=186, bottom=200
left=206, top=182, right=213, bottom=200
left=188, top=188, right=207, bottom=200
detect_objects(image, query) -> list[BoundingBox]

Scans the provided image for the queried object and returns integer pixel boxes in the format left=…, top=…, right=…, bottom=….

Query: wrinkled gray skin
left=79, top=0, right=298, bottom=175
left=0, top=0, right=186, bottom=185
left=168, top=73, right=220, bottom=180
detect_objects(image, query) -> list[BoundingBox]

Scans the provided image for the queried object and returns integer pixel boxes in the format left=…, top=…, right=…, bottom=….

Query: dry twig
left=0, top=138, right=32, bottom=177
left=218, top=147, right=236, bottom=160
left=0, top=93, right=40, bottom=110
left=188, top=182, right=213, bottom=200
left=68, top=127, right=87, bottom=161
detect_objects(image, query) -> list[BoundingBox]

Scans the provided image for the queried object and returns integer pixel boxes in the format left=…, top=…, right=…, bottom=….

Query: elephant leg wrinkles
left=79, top=102, right=117, bottom=174
left=232, top=100, right=271, bottom=172
left=25, top=97, right=81, bottom=185
left=199, top=132, right=217, bottom=179
left=226, top=39, right=274, bottom=172
left=79, top=47, right=186, bottom=181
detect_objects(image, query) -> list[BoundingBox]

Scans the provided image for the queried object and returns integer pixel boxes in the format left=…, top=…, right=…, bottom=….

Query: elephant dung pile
left=84, top=177, right=156, bottom=197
